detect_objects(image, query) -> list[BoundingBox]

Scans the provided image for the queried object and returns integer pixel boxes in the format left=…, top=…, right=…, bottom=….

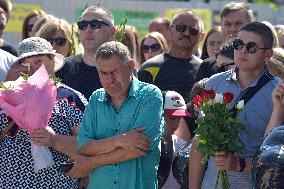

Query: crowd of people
left=1, top=0, right=284, bottom=188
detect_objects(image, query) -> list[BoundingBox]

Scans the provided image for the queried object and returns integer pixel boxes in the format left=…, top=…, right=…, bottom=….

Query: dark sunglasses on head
left=26, top=24, right=34, bottom=32
left=174, top=24, right=200, bottom=36
left=77, top=19, right=109, bottom=30
left=233, top=39, right=270, bottom=53
left=142, top=43, right=161, bottom=53
left=47, top=37, right=67, bottom=46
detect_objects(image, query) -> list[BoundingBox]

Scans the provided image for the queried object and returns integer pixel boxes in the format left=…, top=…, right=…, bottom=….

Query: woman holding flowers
left=189, top=22, right=280, bottom=189
left=0, top=37, right=87, bottom=188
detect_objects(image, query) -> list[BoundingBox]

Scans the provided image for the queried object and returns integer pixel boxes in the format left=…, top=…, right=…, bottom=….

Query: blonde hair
left=22, top=10, right=46, bottom=40
left=36, top=18, right=78, bottom=56
left=140, top=31, right=169, bottom=63
left=267, top=48, right=284, bottom=79
left=31, top=14, right=56, bottom=37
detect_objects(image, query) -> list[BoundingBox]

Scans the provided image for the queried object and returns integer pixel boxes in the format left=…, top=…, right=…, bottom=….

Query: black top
left=1, top=41, right=17, bottom=57
left=195, top=56, right=217, bottom=82
left=56, top=54, right=102, bottom=100
left=138, top=53, right=201, bottom=102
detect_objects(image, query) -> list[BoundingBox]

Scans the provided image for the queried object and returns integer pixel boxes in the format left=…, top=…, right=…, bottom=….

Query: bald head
left=172, top=10, right=204, bottom=32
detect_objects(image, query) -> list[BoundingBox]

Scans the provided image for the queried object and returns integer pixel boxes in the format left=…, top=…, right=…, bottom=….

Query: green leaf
left=115, top=17, right=128, bottom=42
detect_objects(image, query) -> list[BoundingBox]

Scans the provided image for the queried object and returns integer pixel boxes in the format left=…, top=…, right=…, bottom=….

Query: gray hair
left=96, top=41, right=131, bottom=63
left=80, top=6, right=114, bottom=26
left=220, top=2, right=253, bottom=23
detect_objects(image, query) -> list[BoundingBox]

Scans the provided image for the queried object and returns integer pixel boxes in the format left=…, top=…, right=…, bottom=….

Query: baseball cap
left=163, top=91, right=192, bottom=117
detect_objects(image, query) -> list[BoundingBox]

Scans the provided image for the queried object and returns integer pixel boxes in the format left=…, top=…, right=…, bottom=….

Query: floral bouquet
left=192, top=89, right=245, bottom=189
left=0, top=65, right=57, bottom=172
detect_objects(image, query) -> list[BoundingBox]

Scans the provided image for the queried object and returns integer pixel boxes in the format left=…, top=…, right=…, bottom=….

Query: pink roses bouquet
left=0, top=65, right=57, bottom=172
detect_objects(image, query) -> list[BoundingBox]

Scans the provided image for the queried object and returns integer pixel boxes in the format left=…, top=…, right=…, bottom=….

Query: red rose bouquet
left=192, top=89, right=245, bottom=189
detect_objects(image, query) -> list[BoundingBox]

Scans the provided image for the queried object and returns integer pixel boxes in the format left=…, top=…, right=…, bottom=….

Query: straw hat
left=14, top=37, right=64, bottom=72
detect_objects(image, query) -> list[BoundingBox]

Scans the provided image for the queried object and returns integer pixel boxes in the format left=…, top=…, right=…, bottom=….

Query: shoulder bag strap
left=229, top=71, right=274, bottom=118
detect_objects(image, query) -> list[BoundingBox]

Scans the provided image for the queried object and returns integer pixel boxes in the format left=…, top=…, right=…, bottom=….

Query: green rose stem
left=215, top=170, right=230, bottom=189
left=193, top=90, right=244, bottom=189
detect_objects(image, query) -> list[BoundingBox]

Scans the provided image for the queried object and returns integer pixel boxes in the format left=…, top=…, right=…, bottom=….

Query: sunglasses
left=174, top=25, right=200, bottom=36
left=142, top=43, right=161, bottom=53
left=233, top=39, right=270, bottom=53
left=47, top=37, right=67, bottom=46
left=26, top=24, right=34, bottom=32
left=77, top=19, right=109, bottom=30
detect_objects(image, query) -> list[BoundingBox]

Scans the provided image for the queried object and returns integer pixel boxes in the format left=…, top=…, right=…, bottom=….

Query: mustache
left=179, top=36, right=191, bottom=40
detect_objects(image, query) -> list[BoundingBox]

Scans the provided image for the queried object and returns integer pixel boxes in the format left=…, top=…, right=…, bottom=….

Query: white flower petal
left=236, top=100, right=244, bottom=110
left=214, top=93, right=223, bottom=103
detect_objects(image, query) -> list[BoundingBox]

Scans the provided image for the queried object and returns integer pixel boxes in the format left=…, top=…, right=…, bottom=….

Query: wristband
left=239, top=158, right=246, bottom=172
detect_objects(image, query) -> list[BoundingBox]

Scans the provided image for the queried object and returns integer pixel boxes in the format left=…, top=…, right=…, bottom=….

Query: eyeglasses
left=174, top=25, right=200, bottom=36
left=233, top=39, right=270, bottom=53
left=47, top=37, right=67, bottom=46
left=77, top=19, right=109, bottom=30
left=26, top=24, right=34, bottom=32
left=142, top=43, right=161, bottom=53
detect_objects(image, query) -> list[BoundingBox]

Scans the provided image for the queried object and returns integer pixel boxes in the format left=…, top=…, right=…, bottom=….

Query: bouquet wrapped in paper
left=0, top=65, right=57, bottom=172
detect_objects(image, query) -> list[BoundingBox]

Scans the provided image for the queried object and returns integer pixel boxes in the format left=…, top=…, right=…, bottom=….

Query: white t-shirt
left=0, top=49, right=16, bottom=81
left=162, top=134, right=187, bottom=189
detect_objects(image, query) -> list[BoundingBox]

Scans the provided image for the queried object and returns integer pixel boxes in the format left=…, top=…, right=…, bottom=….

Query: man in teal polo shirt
left=73, top=41, right=164, bottom=189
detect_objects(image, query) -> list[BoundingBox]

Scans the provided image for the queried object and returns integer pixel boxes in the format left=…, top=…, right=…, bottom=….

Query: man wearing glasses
left=196, top=2, right=253, bottom=82
left=56, top=6, right=116, bottom=100
left=138, top=10, right=204, bottom=103
left=189, top=22, right=280, bottom=189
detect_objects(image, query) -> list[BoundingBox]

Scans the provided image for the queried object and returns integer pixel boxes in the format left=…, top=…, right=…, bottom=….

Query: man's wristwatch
left=239, top=158, right=246, bottom=172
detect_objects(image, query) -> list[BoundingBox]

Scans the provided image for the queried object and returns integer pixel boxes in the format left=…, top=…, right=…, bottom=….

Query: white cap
left=164, top=91, right=191, bottom=117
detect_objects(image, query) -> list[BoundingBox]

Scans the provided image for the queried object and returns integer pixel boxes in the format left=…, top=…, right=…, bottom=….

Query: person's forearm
left=52, top=134, right=78, bottom=159
left=85, top=147, right=145, bottom=169
left=79, top=136, right=119, bottom=156
left=265, top=107, right=284, bottom=137
left=189, top=140, right=206, bottom=189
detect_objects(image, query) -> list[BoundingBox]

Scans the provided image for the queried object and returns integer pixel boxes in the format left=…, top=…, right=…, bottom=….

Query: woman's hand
left=271, top=81, right=284, bottom=111
left=5, top=63, right=29, bottom=81
left=66, top=155, right=94, bottom=178
left=30, top=126, right=56, bottom=147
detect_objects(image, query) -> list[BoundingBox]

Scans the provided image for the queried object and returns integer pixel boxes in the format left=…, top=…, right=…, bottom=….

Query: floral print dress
left=0, top=84, right=87, bottom=189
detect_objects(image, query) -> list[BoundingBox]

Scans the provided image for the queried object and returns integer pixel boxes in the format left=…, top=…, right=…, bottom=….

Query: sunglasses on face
left=26, top=24, right=34, bottom=32
left=233, top=39, right=270, bottom=53
left=47, top=37, right=67, bottom=46
left=174, top=25, right=200, bottom=36
left=77, top=19, right=109, bottom=30
left=142, top=43, right=161, bottom=53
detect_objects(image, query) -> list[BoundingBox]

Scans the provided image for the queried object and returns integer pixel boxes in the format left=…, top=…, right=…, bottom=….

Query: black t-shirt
left=138, top=53, right=201, bottom=102
left=56, top=54, right=102, bottom=100
left=195, top=56, right=217, bottom=82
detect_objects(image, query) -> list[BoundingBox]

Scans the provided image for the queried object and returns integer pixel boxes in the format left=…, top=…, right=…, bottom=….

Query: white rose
left=236, top=100, right=244, bottom=110
left=214, top=93, right=223, bottom=103
left=198, top=110, right=205, bottom=118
